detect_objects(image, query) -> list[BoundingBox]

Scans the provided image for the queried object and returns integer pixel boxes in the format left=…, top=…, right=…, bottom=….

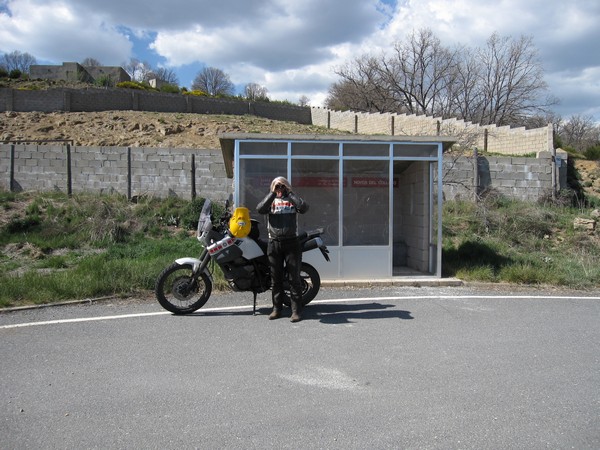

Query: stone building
left=30, top=62, right=130, bottom=84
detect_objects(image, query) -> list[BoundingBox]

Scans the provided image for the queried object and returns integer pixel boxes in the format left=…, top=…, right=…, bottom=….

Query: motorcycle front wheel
left=155, top=263, right=212, bottom=314
left=283, top=262, right=321, bottom=307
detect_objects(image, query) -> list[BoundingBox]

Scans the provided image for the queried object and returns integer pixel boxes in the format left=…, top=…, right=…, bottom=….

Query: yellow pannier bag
left=229, top=206, right=251, bottom=238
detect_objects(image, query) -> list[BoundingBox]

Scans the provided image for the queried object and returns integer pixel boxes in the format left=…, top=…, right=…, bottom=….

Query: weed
left=2, top=188, right=600, bottom=306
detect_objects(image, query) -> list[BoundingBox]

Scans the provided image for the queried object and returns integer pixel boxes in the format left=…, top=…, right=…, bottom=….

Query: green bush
left=183, top=90, right=207, bottom=97
left=160, top=84, right=180, bottom=94
left=116, top=81, right=147, bottom=90
left=584, top=145, right=600, bottom=161
left=95, top=75, right=115, bottom=88
left=9, top=69, right=22, bottom=79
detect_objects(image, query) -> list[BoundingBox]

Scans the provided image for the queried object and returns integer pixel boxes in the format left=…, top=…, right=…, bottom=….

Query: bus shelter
left=219, top=133, right=455, bottom=280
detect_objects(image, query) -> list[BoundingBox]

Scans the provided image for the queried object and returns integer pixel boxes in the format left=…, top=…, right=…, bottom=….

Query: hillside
left=0, top=110, right=342, bottom=149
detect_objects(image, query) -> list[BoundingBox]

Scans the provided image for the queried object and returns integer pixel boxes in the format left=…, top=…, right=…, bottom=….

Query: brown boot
left=269, top=308, right=281, bottom=320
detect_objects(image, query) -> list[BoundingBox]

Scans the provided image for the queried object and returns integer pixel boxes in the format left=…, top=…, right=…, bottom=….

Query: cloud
left=0, top=0, right=599, bottom=119
left=150, top=0, right=386, bottom=71
left=0, top=0, right=131, bottom=64
left=548, top=67, right=600, bottom=119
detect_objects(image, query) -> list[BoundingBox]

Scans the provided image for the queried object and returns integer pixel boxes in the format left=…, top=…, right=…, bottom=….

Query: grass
left=442, top=195, right=600, bottom=288
left=2, top=189, right=600, bottom=308
left=0, top=191, right=225, bottom=308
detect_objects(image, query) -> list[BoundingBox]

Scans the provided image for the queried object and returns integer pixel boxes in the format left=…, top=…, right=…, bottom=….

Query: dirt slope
left=0, top=110, right=341, bottom=149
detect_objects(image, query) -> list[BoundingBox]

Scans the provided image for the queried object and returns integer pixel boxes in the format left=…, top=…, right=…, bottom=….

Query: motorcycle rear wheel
left=155, top=263, right=212, bottom=314
left=283, top=262, right=321, bottom=307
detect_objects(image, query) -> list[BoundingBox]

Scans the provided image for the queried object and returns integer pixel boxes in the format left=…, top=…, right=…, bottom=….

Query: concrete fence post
left=6, top=89, right=14, bottom=111
left=484, top=129, right=488, bottom=152
left=473, top=147, right=479, bottom=202
left=191, top=154, right=196, bottom=200
left=64, top=91, right=71, bottom=112
left=127, top=147, right=132, bottom=200
left=66, top=143, right=72, bottom=197
left=9, top=144, right=15, bottom=192
left=551, top=147, right=557, bottom=201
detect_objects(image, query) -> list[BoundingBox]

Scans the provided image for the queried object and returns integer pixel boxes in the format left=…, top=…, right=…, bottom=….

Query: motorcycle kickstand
left=252, top=291, right=257, bottom=316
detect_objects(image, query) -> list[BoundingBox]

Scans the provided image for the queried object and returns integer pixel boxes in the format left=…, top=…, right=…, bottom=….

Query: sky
left=1, top=0, right=599, bottom=122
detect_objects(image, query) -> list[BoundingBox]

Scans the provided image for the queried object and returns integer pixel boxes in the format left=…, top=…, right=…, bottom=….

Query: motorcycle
left=155, top=199, right=330, bottom=315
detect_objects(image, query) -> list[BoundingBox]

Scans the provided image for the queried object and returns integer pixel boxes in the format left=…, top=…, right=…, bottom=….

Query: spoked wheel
left=283, top=262, right=321, bottom=307
left=155, top=263, right=212, bottom=314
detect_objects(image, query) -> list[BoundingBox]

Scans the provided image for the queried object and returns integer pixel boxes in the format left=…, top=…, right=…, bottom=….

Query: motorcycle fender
left=174, top=257, right=213, bottom=279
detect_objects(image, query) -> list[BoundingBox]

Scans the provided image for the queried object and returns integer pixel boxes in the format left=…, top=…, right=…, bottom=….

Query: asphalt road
left=1, top=285, right=599, bottom=449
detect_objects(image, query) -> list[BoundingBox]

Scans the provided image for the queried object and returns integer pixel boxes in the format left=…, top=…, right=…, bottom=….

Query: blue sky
left=1, top=0, right=599, bottom=122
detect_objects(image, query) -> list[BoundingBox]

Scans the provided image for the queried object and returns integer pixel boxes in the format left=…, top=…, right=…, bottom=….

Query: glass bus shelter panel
left=291, top=142, right=339, bottom=156
left=238, top=159, right=287, bottom=235
left=393, top=144, right=438, bottom=158
left=343, top=160, right=390, bottom=246
left=239, top=141, right=287, bottom=156
left=343, top=143, right=389, bottom=157
left=292, top=159, right=340, bottom=246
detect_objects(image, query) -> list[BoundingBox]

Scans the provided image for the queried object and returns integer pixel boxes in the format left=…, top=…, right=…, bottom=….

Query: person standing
left=257, top=176, right=309, bottom=322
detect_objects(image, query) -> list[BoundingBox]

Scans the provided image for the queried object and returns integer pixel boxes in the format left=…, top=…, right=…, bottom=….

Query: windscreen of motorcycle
left=197, top=199, right=213, bottom=236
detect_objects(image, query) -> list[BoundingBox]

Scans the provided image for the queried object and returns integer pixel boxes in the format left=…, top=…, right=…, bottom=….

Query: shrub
left=160, top=84, right=180, bottom=94
left=95, top=75, right=115, bottom=88
left=9, top=69, right=22, bottom=79
left=183, top=90, right=207, bottom=97
left=116, top=81, right=147, bottom=90
left=584, top=145, right=600, bottom=161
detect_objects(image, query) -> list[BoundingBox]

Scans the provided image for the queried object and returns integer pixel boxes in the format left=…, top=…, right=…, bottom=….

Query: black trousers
left=268, top=237, right=302, bottom=309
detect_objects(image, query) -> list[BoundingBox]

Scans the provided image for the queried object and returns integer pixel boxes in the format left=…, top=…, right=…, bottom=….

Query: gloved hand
left=270, top=177, right=292, bottom=194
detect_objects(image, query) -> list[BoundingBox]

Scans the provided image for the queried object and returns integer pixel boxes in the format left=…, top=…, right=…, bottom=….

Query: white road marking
left=1, top=295, right=599, bottom=330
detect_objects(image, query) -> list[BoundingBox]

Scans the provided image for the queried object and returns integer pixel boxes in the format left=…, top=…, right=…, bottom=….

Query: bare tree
left=123, top=58, right=153, bottom=82
left=192, top=67, right=235, bottom=96
left=2, top=51, right=37, bottom=73
left=474, top=33, right=555, bottom=126
left=81, top=57, right=101, bottom=67
left=559, top=115, right=600, bottom=151
left=153, top=67, right=179, bottom=85
left=328, top=55, right=398, bottom=112
left=298, top=95, right=310, bottom=107
left=381, top=29, right=459, bottom=117
left=327, top=29, right=556, bottom=128
left=245, top=82, right=269, bottom=101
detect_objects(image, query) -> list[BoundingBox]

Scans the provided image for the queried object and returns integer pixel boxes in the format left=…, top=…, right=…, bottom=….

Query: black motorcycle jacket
left=256, top=191, right=308, bottom=240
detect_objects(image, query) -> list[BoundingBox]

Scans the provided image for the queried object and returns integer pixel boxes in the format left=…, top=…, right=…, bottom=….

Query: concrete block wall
left=1, top=143, right=565, bottom=204
left=441, top=154, right=562, bottom=202
left=311, top=107, right=553, bottom=156
left=1, top=144, right=233, bottom=202
left=71, top=146, right=129, bottom=195
left=5, top=144, right=68, bottom=192
left=0, top=87, right=312, bottom=124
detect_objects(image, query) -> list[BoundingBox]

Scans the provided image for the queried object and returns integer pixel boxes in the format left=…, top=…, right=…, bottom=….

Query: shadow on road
left=182, top=302, right=413, bottom=324
left=305, top=302, right=413, bottom=324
